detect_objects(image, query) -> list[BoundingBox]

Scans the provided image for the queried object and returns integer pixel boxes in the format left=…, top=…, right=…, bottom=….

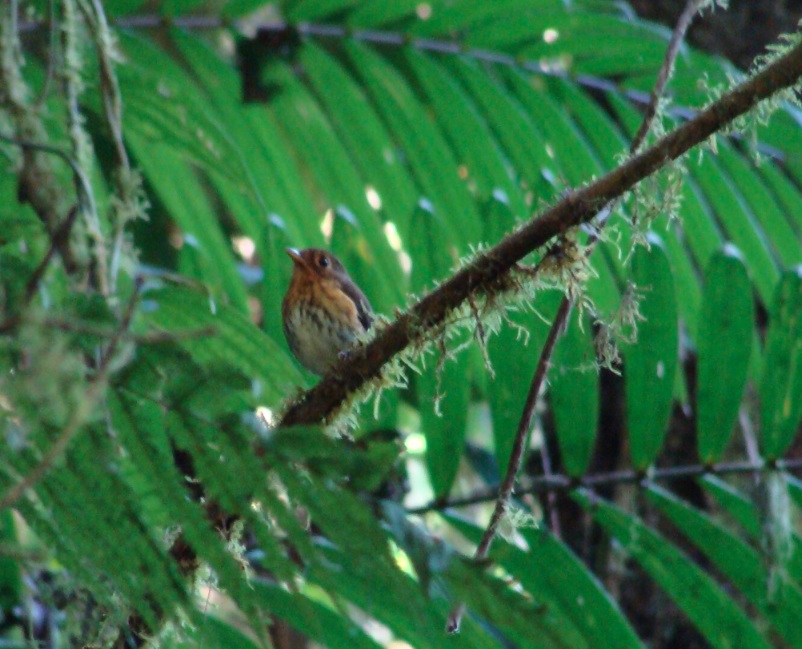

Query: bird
left=281, top=248, right=373, bottom=376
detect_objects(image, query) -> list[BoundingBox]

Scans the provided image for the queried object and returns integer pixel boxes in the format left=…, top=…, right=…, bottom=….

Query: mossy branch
left=279, top=36, right=802, bottom=429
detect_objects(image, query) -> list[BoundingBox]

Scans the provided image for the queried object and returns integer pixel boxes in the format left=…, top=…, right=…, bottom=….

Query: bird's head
left=285, top=248, right=348, bottom=280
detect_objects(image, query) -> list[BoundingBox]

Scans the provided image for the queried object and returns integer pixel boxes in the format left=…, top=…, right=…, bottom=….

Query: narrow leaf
left=575, top=490, right=774, bottom=649
left=648, top=484, right=802, bottom=648
left=549, top=309, right=599, bottom=476
left=760, top=267, right=802, bottom=458
left=446, top=514, right=644, bottom=649
left=409, top=202, right=469, bottom=497
left=697, top=246, right=754, bottom=462
left=140, top=285, right=305, bottom=402
left=624, top=236, right=678, bottom=468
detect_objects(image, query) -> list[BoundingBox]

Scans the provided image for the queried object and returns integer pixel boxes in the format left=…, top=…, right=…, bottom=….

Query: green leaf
left=717, top=146, right=802, bottom=268
left=549, top=309, right=599, bottom=476
left=487, top=290, right=559, bottom=470
left=403, top=49, right=528, bottom=222
left=101, top=0, right=147, bottom=16
left=342, top=41, right=482, bottom=248
left=52, top=430, right=188, bottom=627
left=299, top=42, right=419, bottom=241
left=697, top=247, right=755, bottom=462
left=413, top=0, right=566, bottom=38
left=264, top=426, right=401, bottom=493
left=757, top=159, right=802, bottom=238
left=160, top=0, right=210, bottom=15
left=129, top=139, right=250, bottom=314
left=409, top=202, right=469, bottom=497
left=691, top=154, right=779, bottom=304
left=114, top=34, right=255, bottom=193
left=705, top=475, right=802, bottom=584
left=445, top=58, right=555, bottom=203
left=677, top=172, right=725, bottom=273
left=700, top=475, right=762, bottom=538
left=0, top=511, right=22, bottom=614
left=276, top=465, right=391, bottom=562
left=647, top=484, right=802, bottom=648
left=624, top=236, right=678, bottom=468
left=162, top=614, right=263, bottom=649
left=286, top=0, right=359, bottom=21
left=384, top=502, right=455, bottom=596
left=308, top=544, right=498, bottom=649
left=545, top=77, right=628, bottom=170
left=168, top=30, right=314, bottom=244
left=110, top=390, right=268, bottom=608
left=140, top=285, right=305, bottom=402
left=346, top=0, right=418, bottom=27
left=252, top=582, right=384, bottom=649
left=417, top=351, right=470, bottom=498
left=445, top=568, right=569, bottom=649
left=259, top=220, right=298, bottom=349
left=446, top=514, right=644, bottom=649
left=760, top=267, right=802, bottom=458
left=575, top=489, right=774, bottom=649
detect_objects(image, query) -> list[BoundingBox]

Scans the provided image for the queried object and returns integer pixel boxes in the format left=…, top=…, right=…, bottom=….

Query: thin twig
left=40, top=317, right=217, bottom=343
left=445, top=298, right=570, bottom=632
left=77, top=0, right=129, bottom=171
left=631, top=0, right=707, bottom=151
left=23, top=206, right=80, bottom=304
left=446, top=0, right=706, bottom=632
left=0, top=131, right=95, bottom=224
left=0, top=279, right=143, bottom=512
left=0, top=205, right=81, bottom=335
left=407, top=458, right=802, bottom=515
left=538, top=405, right=561, bottom=538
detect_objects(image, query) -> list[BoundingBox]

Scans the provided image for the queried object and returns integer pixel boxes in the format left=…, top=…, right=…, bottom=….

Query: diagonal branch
left=280, top=36, right=802, bottom=430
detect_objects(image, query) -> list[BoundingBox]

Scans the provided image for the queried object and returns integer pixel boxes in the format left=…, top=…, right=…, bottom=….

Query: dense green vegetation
left=1, top=1, right=802, bottom=647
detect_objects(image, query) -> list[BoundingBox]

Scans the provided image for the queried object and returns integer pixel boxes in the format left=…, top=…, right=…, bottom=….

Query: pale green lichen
left=758, top=470, right=793, bottom=604
left=497, top=504, right=539, bottom=543
left=594, top=281, right=645, bottom=371
left=699, top=22, right=802, bottom=165
left=62, top=0, right=107, bottom=292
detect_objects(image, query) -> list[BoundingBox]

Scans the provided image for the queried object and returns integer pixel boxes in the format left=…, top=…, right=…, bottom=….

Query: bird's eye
left=318, top=255, right=330, bottom=268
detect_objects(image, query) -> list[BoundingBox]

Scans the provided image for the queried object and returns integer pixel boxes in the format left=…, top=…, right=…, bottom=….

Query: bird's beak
left=285, top=248, right=309, bottom=271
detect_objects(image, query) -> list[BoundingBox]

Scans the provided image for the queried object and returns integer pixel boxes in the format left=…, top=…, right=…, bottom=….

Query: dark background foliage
left=1, top=0, right=802, bottom=648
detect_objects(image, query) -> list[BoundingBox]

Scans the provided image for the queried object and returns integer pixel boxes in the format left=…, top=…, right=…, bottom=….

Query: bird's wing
left=340, top=280, right=373, bottom=331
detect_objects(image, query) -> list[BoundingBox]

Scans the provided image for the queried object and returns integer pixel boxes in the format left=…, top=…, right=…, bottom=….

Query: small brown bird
left=282, top=248, right=373, bottom=376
